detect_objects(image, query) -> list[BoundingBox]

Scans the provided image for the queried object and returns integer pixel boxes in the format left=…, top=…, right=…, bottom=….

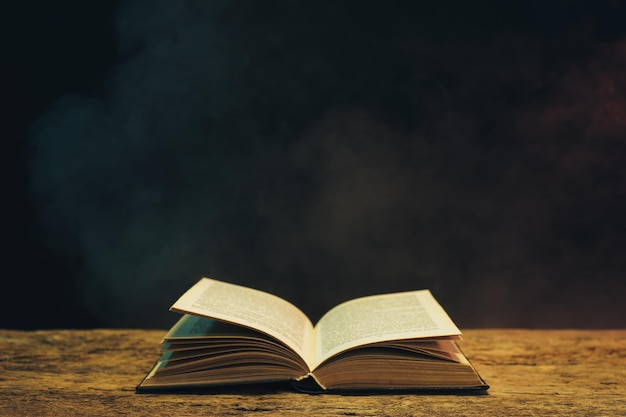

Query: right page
left=312, top=289, right=461, bottom=369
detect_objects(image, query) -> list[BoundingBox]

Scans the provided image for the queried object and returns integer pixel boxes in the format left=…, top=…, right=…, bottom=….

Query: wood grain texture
left=1, top=329, right=624, bottom=416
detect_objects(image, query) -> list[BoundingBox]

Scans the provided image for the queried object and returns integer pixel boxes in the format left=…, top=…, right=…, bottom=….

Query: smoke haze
left=23, top=1, right=626, bottom=328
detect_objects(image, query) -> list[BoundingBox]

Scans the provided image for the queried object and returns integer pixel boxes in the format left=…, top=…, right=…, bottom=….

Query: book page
left=170, top=278, right=315, bottom=369
left=313, top=289, right=461, bottom=368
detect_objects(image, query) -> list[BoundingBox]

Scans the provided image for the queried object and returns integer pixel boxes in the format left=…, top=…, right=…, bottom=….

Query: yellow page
left=170, top=278, right=315, bottom=370
left=312, top=289, right=461, bottom=368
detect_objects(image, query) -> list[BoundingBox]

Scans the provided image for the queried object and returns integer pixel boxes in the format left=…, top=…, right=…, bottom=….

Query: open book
left=136, top=277, right=488, bottom=393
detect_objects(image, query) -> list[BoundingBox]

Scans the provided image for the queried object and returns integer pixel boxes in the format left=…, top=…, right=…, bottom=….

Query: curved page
left=170, top=278, right=315, bottom=369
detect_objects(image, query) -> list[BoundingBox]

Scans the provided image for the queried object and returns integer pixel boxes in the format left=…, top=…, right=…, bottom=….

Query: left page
left=170, top=278, right=315, bottom=369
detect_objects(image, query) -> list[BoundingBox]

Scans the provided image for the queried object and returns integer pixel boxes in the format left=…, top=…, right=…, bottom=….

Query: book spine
left=292, top=373, right=326, bottom=394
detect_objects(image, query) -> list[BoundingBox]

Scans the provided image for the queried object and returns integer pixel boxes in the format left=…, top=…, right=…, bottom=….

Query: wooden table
left=1, top=329, right=624, bottom=416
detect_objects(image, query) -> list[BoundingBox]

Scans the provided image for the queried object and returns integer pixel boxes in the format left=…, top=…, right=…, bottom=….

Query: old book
left=136, top=277, right=488, bottom=393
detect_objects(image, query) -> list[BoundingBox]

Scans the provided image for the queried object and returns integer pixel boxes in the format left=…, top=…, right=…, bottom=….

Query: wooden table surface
left=1, top=329, right=624, bottom=416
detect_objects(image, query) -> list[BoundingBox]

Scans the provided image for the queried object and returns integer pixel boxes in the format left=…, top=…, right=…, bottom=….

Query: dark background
left=4, top=0, right=626, bottom=330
